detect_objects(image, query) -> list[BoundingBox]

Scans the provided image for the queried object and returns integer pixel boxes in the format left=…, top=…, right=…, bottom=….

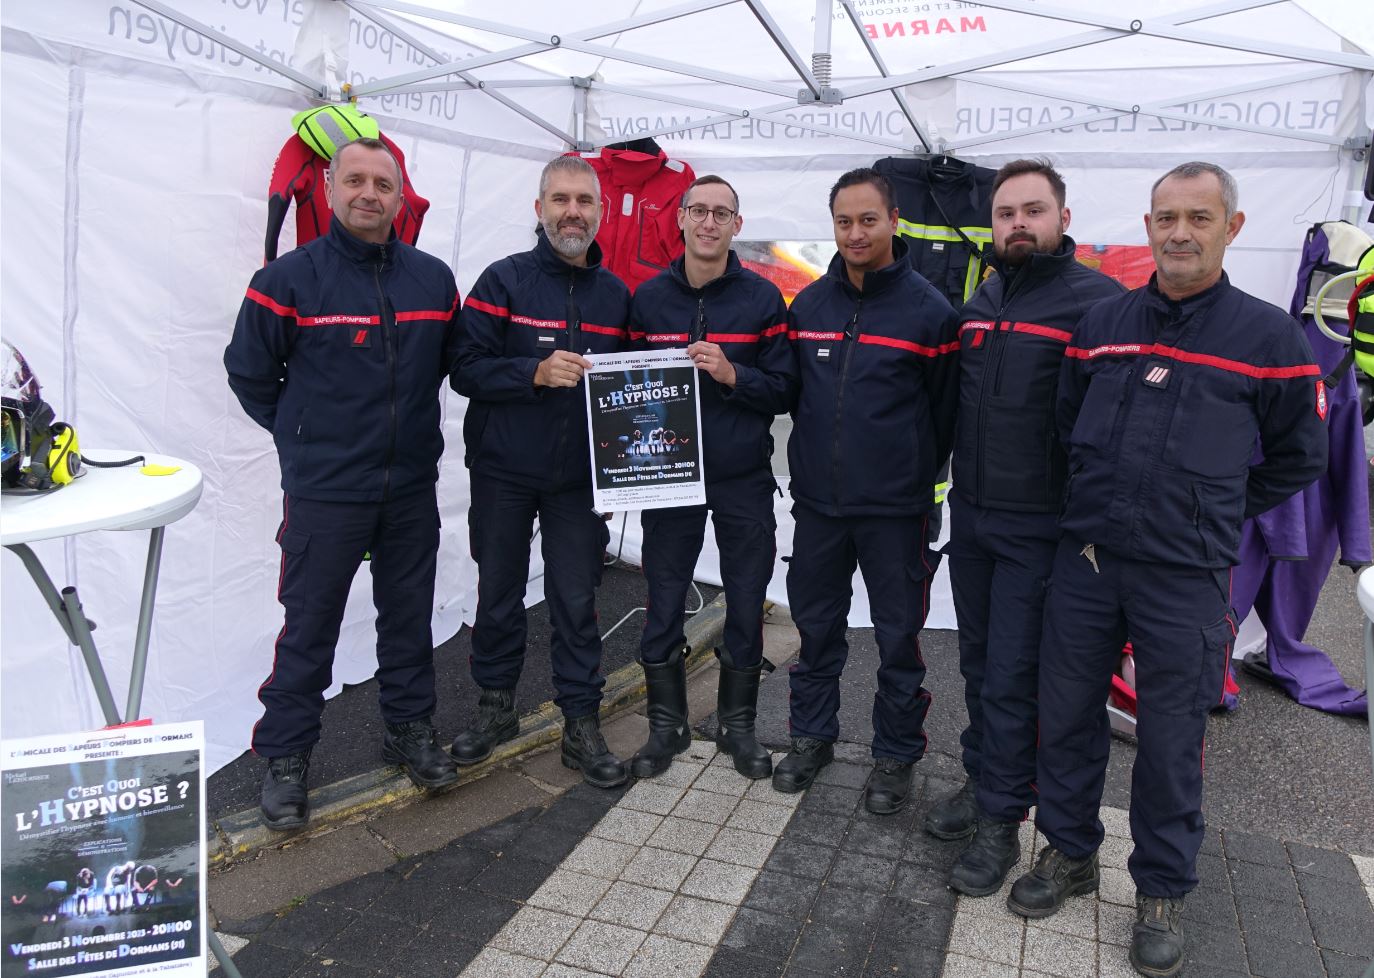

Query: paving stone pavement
left=216, top=746, right=1374, bottom=977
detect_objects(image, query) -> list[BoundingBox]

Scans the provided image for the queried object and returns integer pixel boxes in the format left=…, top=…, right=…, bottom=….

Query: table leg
left=207, top=930, right=245, bottom=977
left=5, top=543, right=122, bottom=725
left=125, top=526, right=165, bottom=723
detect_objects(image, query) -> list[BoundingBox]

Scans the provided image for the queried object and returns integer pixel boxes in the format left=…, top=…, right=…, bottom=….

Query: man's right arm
left=451, top=264, right=544, bottom=402
left=223, top=272, right=295, bottom=432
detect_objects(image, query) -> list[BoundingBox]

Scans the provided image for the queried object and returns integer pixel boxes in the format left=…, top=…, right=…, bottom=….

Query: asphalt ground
left=208, top=563, right=719, bottom=820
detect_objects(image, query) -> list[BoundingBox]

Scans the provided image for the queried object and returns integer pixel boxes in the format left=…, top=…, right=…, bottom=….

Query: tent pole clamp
left=797, top=87, right=844, bottom=105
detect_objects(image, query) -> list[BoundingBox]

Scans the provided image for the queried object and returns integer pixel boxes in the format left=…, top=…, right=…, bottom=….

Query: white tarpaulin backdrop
left=1, top=0, right=1371, bottom=772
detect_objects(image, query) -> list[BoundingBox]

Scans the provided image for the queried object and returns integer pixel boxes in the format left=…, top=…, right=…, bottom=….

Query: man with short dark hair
left=627, top=175, right=796, bottom=780
left=451, top=155, right=633, bottom=789
left=774, top=168, right=960, bottom=813
left=1008, top=162, right=1327, bottom=977
left=926, top=160, right=1124, bottom=898
left=225, top=137, right=462, bottom=831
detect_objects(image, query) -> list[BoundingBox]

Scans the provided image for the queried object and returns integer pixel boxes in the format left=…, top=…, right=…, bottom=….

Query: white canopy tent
left=2, top=0, right=1371, bottom=772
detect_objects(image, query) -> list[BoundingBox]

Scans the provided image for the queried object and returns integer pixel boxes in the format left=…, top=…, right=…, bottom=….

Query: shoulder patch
left=1315, top=379, right=1328, bottom=420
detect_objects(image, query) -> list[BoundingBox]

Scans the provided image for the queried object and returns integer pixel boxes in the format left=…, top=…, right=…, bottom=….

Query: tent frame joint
left=798, top=86, right=844, bottom=105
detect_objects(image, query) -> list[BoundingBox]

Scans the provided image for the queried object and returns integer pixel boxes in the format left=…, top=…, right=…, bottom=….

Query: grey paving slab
left=655, top=894, right=738, bottom=946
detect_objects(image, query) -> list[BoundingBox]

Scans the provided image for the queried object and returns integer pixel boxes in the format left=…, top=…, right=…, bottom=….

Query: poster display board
left=585, top=349, right=705, bottom=512
left=1, top=723, right=205, bottom=977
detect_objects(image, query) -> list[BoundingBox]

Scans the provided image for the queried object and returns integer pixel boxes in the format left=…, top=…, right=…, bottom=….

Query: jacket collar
left=326, top=215, right=396, bottom=264
left=824, top=235, right=911, bottom=297
left=534, top=226, right=607, bottom=280
left=990, top=234, right=1078, bottom=284
left=667, top=250, right=743, bottom=293
left=1143, top=270, right=1230, bottom=317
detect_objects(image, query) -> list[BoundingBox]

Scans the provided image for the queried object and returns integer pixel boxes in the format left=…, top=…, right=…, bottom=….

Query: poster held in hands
left=1, top=722, right=206, bottom=977
left=585, top=349, right=705, bottom=511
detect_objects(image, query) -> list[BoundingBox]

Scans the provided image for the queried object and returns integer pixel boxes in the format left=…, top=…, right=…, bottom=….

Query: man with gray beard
left=450, top=155, right=633, bottom=787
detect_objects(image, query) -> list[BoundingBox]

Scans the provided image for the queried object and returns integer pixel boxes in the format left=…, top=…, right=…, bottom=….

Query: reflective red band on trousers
left=1067, top=342, right=1321, bottom=379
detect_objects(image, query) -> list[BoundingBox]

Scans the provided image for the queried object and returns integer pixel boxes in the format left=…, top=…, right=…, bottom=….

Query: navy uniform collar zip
left=327, top=215, right=397, bottom=266
left=667, top=250, right=744, bottom=295
left=824, top=235, right=912, bottom=298
left=988, top=234, right=1079, bottom=285
left=534, top=226, right=607, bottom=281
left=1143, top=270, right=1230, bottom=321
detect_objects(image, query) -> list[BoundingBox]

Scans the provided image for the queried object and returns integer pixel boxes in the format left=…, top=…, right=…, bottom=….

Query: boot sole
left=924, top=821, right=977, bottom=842
left=1128, top=946, right=1183, bottom=978
left=260, top=809, right=308, bottom=832
left=382, top=745, right=462, bottom=791
left=561, top=748, right=629, bottom=789
left=715, top=734, right=772, bottom=780
left=451, top=720, right=520, bottom=766
left=1006, top=876, right=1100, bottom=918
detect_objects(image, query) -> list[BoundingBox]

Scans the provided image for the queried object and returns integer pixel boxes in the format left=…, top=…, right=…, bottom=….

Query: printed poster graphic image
left=2, top=723, right=206, bottom=978
left=585, top=350, right=706, bottom=512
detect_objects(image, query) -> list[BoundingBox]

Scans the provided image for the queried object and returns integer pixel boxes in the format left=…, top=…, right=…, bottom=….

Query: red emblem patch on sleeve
left=1315, top=379, right=1328, bottom=420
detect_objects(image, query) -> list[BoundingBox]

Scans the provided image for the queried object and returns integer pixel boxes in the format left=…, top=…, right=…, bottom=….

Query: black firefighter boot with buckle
left=383, top=718, right=461, bottom=790
left=715, top=648, right=774, bottom=779
left=1130, top=893, right=1186, bottom=977
left=1007, top=845, right=1100, bottom=918
left=630, top=646, right=692, bottom=778
left=450, top=688, right=519, bottom=765
left=924, top=776, right=978, bottom=840
left=949, top=817, right=1022, bottom=896
left=562, top=713, right=630, bottom=788
left=260, top=749, right=311, bottom=831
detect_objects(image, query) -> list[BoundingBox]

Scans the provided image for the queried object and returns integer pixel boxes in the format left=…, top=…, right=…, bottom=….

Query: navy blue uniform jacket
left=453, top=231, right=631, bottom=492
left=954, top=236, right=1125, bottom=512
left=224, top=216, right=460, bottom=503
left=788, top=237, right=961, bottom=517
left=1059, top=273, right=1328, bottom=568
left=630, top=252, right=797, bottom=483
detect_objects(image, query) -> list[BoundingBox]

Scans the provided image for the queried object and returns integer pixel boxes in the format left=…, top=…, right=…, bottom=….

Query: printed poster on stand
left=1, top=722, right=206, bottom=977
left=585, top=349, right=705, bottom=512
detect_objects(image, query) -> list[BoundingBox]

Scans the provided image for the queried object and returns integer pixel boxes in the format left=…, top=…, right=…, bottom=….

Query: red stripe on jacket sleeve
left=465, top=296, right=509, bottom=317
left=246, top=287, right=297, bottom=318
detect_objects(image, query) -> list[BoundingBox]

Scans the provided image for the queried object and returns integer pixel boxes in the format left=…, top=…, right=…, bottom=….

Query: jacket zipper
left=556, top=274, right=576, bottom=483
left=974, top=274, right=1023, bottom=504
left=831, top=298, right=862, bottom=508
left=374, top=254, right=397, bottom=502
left=692, top=295, right=707, bottom=344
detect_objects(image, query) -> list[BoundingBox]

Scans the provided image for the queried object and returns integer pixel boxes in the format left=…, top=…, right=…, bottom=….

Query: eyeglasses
left=684, top=204, right=736, bottom=225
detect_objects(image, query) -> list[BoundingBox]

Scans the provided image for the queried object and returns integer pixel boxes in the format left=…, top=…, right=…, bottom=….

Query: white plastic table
left=1, top=450, right=202, bottom=726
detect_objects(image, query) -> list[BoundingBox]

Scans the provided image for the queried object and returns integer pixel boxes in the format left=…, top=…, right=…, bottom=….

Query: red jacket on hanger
left=578, top=148, right=696, bottom=293
left=264, top=132, right=429, bottom=263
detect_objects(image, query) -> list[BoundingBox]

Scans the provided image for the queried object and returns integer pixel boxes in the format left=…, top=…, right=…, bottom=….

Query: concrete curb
left=209, top=592, right=729, bottom=866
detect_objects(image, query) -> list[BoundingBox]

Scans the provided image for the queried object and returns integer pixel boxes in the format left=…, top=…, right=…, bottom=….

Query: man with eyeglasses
left=626, top=175, right=796, bottom=780
left=450, top=155, right=633, bottom=789
left=775, top=168, right=960, bottom=814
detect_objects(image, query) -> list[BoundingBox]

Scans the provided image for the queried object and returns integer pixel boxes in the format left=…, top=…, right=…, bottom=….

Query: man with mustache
left=625, top=175, right=796, bottom=781
left=1008, top=162, right=1327, bottom=977
left=226, top=137, right=462, bottom=831
left=775, top=168, right=960, bottom=811
left=451, top=155, right=633, bottom=788
left=926, top=160, right=1123, bottom=895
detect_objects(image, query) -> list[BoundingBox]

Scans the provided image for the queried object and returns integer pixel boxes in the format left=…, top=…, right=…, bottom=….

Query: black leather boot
left=383, top=718, right=461, bottom=790
left=1130, top=894, right=1186, bottom=977
left=771, top=737, right=834, bottom=793
left=865, top=757, right=914, bottom=815
left=450, top=688, right=519, bottom=765
left=1007, top=846, right=1100, bottom=918
left=949, top=817, right=1021, bottom=896
left=260, top=750, right=311, bottom=831
left=561, top=713, right=629, bottom=788
left=924, top=776, right=978, bottom=840
left=715, top=648, right=773, bottom=780
left=631, top=647, right=692, bottom=779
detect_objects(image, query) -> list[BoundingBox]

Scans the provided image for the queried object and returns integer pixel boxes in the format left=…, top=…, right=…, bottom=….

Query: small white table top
left=0, top=450, right=203, bottom=546
left=1359, top=567, right=1374, bottom=624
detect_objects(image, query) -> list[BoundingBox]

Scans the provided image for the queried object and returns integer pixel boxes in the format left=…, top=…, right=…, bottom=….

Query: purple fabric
left=1230, top=224, right=1371, bottom=716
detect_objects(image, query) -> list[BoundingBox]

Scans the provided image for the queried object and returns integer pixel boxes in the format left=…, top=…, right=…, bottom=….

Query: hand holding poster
left=2, top=723, right=205, bottom=978
left=585, top=349, right=705, bottom=512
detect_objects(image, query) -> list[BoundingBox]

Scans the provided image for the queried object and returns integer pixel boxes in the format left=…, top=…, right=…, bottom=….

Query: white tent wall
left=1, top=1, right=1370, bottom=774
